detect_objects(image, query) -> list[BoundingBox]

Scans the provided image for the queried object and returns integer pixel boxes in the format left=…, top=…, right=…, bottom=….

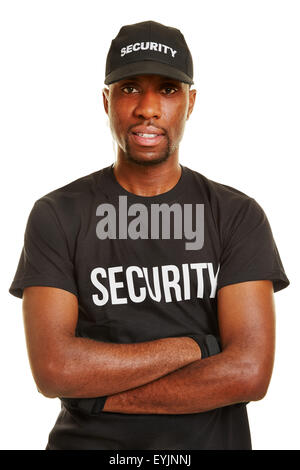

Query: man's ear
left=187, top=88, right=197, bottom=120
left=102, top=87, right=109, bottom=115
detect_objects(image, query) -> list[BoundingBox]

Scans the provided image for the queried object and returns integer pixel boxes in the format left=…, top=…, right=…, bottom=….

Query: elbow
left=32, top=359, right=67, bottom=399
left=249, top=376, right=271, bottom=402
left=242, top=361, right=272, bottom=402
left=37, top=386, right=58, bottom=399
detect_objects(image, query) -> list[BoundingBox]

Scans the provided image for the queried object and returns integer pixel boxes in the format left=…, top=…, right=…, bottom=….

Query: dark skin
left=102, top=280, right=275, bottom=413
left=102, top=75, right=196, bottom=196
left=22, top=74, right=276, bottom=414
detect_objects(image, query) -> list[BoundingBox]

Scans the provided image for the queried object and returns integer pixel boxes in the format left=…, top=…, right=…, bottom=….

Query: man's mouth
left=131, top=133, right=165, bottom=146
left=133, top=133, right=159, bottom=138
left=130, top=126, right=166, bottom=147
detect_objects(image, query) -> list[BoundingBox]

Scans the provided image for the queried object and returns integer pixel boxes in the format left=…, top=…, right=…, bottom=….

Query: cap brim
left=104, top=60, right=194, bottom=85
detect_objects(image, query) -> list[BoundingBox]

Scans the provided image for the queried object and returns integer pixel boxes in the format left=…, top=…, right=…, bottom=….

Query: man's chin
left=123, top=134, right=172, bottom=167
left=124, top=151, right=171, bottom=167
left=127, top=154, right=169, bottom=166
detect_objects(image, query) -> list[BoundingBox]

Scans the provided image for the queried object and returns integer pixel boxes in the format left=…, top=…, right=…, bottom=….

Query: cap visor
left=104, top=60, right=193, bottom=85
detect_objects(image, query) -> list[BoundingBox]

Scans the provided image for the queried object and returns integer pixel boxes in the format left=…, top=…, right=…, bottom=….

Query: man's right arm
left=22, top=286, right=201, bottom=399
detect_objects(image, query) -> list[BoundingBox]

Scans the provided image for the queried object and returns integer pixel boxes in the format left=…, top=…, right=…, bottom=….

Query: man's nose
left=133, top=90, right=161, bottom=120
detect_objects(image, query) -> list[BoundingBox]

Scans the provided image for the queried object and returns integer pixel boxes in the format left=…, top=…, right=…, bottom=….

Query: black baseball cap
left=104, top=20, right=194, bottom=86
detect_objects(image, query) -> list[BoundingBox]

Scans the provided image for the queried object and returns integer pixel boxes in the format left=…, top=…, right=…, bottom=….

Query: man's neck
left=112, top=155, right=182, bottom=197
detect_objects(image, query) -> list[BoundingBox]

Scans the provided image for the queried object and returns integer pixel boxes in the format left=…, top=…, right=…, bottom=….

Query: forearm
left=103, top=348, right=266, bottom=414
left=102, top=282, right=276, bottom=415
left=41, top=336, right=200, bottom=398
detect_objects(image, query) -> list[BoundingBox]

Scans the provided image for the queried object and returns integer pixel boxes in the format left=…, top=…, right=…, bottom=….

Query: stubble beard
left=123, top=133, right=173, bottom=167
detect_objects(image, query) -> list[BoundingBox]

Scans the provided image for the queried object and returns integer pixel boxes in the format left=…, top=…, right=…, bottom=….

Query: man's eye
left=161, top=87, right=177, bottom=95
left=122, top=86, right=139, bottom=94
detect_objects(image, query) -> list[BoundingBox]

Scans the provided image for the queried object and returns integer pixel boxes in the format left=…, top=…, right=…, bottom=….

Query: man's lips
left=130, top=125, right=166, bottom=147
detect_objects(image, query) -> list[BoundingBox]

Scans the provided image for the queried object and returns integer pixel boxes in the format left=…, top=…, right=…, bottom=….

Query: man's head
left=103, top=21, right=196, bottom=167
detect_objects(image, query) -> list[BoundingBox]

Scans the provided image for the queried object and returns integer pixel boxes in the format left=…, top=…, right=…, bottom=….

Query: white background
left=1, top=0, right=299, bottom=450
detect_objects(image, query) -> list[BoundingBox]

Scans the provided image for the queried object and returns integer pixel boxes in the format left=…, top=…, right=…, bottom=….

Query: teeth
left=136, top=133, right=158, bottom=138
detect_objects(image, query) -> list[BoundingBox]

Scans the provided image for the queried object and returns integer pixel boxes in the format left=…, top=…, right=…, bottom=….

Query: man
left=9, top=20, right=289, bottom=450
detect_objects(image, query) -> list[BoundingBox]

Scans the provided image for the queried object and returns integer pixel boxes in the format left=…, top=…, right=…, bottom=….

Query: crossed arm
left=22, top=280, right=275, bottom=414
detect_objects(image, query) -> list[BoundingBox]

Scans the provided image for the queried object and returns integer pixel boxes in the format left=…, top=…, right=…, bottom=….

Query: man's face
left=103, top=74, right=196, bottom=166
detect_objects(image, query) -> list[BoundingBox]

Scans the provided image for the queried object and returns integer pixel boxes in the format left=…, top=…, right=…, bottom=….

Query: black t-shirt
left=9, top=164, right=289, bottom=450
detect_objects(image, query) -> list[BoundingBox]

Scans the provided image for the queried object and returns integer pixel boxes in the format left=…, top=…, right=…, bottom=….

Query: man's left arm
left=103, top=280, right=275, bottom=414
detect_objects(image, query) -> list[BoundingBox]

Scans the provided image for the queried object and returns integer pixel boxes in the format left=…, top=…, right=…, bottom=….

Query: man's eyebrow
left=116, top=78, right=140, bottom=87
left=158, top=77, right=181, bottom=84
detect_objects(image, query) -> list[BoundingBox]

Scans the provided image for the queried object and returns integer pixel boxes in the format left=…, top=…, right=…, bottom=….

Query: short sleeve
left=217, top=198, right=290, bottom=293
left=9, top=198, right=79, bottom=299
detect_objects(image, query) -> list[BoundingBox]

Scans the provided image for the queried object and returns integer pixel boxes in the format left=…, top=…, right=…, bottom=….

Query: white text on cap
left=121, top=42, right=177, bottom=58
